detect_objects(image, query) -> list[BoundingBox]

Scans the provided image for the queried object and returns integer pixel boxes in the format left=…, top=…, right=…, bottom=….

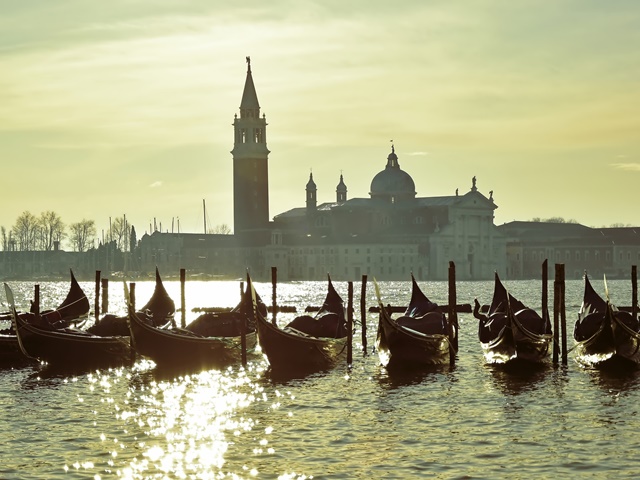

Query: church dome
left=369, top=146, right=416, bottom=200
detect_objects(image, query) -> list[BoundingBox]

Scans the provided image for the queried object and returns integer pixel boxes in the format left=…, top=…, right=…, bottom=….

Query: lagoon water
left=1, top=277, right=640, bottom=479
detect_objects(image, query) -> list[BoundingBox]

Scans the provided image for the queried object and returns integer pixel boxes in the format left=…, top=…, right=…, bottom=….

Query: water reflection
left=376, top=363, right=455, bottom=390
left=584, top=363, right=640, bottom=398
left=118, top=362, right=270, bottom=478
left=486, top=362, right=552, bottom=397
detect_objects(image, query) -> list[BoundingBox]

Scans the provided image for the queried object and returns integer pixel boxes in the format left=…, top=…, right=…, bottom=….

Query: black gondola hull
left=128, top=310, right=257, bottom=369
left=255, top=314, right=347, bottom=372
left=574, top=275, right=640, bottom=367
left=376, top=311, right=451, bottom=368
left=478, top=273, right=552, bottom=365
left=15, top=318, right=131, bottom=368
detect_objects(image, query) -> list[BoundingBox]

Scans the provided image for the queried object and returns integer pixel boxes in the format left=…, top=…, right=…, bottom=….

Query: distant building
left=232, top=57, right=270, bottom=237
left=499, top=222, right=640, bottom=279
left=2, top=59, right=638, bottom=282
left=135, top=60, right=507, bottom=281
left=269, top=148, right=505, bottom=280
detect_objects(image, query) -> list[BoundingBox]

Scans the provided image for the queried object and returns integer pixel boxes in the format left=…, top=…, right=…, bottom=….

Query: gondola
left=0, top=269, right=91, bottom=365
left=0, top=269, right=90, bottom=324
left=375, top=275, right=456, bottom=368
left=255, top=274, right=348, bottom=373
left=126, top=274, right=261, bottom=370
left=4, top=283, right=131, bottom=369
left=473, top=272, right=552, bottom=365
left=86, top=267, right=176, bottom=337
left=573, top=274, right=640, bottom=367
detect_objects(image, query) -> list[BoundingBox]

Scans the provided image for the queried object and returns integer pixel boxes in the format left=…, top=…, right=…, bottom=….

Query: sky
left=1, top=0, right=639, bottom=246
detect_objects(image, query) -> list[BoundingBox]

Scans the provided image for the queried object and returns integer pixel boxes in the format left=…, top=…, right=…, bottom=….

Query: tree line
left=1, top=211, right=135, bottom=253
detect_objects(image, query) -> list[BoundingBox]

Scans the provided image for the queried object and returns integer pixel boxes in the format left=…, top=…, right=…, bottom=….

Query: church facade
left=266, top=148, right=505, bottom=281
left=135, top=59, right=507, bottom=281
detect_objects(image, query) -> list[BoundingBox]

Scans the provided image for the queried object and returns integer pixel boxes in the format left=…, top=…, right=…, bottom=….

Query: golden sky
left=1, top=1, right=639, bottom=243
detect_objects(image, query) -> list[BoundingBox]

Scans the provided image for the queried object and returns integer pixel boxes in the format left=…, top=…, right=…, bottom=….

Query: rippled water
left=1, top=278, right=639, bottom=479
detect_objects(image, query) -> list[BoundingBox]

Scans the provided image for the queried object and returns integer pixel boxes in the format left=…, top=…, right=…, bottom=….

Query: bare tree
left=12, top=211, right=39, bottom=251
left=1, top=226, right=7, bottom=251
left=39, top=211, right=65, bottom=251
left=110, top=216, right=130, bottom=251
left=69, top=219, right=96, bottom=252
left=210, top=223, right=232, bottom=235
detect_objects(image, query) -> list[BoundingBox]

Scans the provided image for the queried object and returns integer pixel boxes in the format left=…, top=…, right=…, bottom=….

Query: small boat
left=474, top=272, right=552, bottom=365
left=87, top=267, right=176, bottom=336
left=573, top=274, right=640, bottom=367
left=375, top=275, right=456, bottom=368
left=126, top=274, right=261, bottom=370
left=255, top=275, right=348, bottom=373
left=4, top=283, right=131, bottom=369
left=0, top=269, right=91, bottom=365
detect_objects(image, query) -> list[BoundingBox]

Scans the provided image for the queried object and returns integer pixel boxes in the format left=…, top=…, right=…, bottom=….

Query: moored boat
left=5, top=283, right=131, bottom=369
left=573, top=274, right=640, bottom=367
left=255, top=274, right=348, bottom=373
left=474, top=272, right=552, bottom=365
left=0, top=269, right=91, bottom=366
left=87, top=267, right=176, bottom=336
left=375, top=274, right=456, bottom=369
left=126, top=274, right=261, bottom=370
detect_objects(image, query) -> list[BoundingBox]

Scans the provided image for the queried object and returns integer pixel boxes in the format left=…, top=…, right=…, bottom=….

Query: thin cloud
left=149, top=181, right=163, bottom=188
left=612, top=163, right=640, bottom=172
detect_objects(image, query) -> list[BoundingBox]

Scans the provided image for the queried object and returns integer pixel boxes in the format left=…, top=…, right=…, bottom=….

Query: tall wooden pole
left=203, top=199, right=207, bottom=234
left=360, top=275, right=368, bottom=355
left=448, top=261, right=458, bottom=365
left=101, top=278, right=109, bottom=314
left=559, top=264, right=567, bottom=365
left=271, top=266, right=277, bottom=325
left=242, top=285, right=250, bottom=368
left=542, top=259, right=548, bottom=322
left=553, top=264, right=561, bottom=365
left=94, top=270, right=101, bottom=320
left=347, top=281, right=353, bottom=366
left=632, top=265, right=638, bottom=322
left=129, top=282, right=136, bottom=312
left=33, top=284, right=40, bottom=316
left=180, top=268, right=186, bottom=328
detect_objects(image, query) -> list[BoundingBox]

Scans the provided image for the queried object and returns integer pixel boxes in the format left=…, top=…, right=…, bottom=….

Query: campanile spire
left=232, top=58, right=270, bottom=233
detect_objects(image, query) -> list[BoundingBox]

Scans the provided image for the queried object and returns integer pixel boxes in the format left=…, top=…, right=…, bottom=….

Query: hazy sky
left=1, top=0, right=639, bottom=244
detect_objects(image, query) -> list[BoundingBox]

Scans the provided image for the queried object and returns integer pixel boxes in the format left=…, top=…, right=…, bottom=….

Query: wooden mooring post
left=560, top=265, right=567, bottom=365
left=129, top=282, right=136, bottom=313
left=553, top=263, right=567, bottom=365
left=94, top=270, right=101, bottom=319
left=33, top=284, right=40, bottom=316
left=553, top=264, right=561, bottom=365
left=271, top=266, right=277, bottom=325
left=101, top=278, right=109, bottom=314
left=347, top=281, right=353, bottom=366
left=632, top=265, right=638, bottom=322
left=241, top=310, right=248, bottom=367
left=448, top=261, right=458, bottom=365
left=180, top=268, right=186, bottom=328
left=542, top=260, right=549, bottom=327
left=360, top=275, right=368, bottom=355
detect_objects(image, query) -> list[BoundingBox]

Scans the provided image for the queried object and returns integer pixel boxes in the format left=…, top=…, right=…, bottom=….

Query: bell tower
left=231, top=57, right=270, bottom=233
